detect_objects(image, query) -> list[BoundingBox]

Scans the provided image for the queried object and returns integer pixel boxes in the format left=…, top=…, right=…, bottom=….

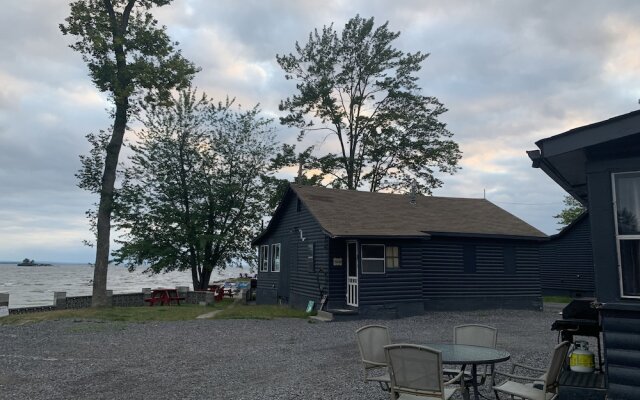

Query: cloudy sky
left=1, top=0, right=639, bottom=263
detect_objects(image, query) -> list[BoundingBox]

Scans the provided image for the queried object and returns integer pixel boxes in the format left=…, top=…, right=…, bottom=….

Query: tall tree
left=61, top=0, right=198, bottom=306
left=277, top=15, right=461, bottom=194
left=554, top=195, right=586, bottom=228
left=113, top=90, right=277, bottom=290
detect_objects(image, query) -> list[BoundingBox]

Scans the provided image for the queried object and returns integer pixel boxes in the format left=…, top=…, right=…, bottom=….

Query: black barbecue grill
left=551, top=298, right=603, bottom=370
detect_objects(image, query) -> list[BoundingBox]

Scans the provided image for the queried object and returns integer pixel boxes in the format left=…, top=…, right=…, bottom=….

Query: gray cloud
left=1, top=0, right=638, bottom=261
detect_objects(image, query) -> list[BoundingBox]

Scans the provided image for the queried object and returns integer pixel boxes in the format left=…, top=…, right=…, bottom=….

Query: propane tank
left=569, top=340, right=595, bottom=373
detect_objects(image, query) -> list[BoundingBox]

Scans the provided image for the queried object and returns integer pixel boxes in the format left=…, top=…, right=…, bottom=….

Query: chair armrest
left=510, top=362, right=547, bottom=374
left=495, top=371, right=543, bottom=382
left=444, top=370, right=465, bottom=386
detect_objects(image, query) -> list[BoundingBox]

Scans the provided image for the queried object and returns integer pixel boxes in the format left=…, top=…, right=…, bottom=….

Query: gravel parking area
left=0, top=307, right=564, bottom=400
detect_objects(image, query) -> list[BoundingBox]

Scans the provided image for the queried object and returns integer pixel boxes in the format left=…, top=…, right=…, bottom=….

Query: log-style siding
left=540, top=214, right=595, bottom=296
left=255, top=192, right=328, bottom=308
left=422, top=238, right=542, bottom=310
left=602, top=309, right=640, bottom=399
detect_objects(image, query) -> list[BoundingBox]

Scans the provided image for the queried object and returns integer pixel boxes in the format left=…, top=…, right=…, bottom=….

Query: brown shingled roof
left=291, top=185, right=547, bottom=239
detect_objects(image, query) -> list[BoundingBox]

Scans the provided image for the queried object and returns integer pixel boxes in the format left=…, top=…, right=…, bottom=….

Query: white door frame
left=346, top=240, right=358, bottom=307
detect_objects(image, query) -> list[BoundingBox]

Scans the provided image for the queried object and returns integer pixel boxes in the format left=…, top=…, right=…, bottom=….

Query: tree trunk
left=91, top=98, right=128, bottom=307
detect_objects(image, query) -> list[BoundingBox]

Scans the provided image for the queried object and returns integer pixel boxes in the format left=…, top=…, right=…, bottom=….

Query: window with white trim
left=361, top=244, right=385, bottom=274
left=271, top=243, right=281, bottom=272
left=259, top=245, right=269, bottom=272
left=386, top=246, right=400, bottom=268
left=613, top=172, right=640, bottom=297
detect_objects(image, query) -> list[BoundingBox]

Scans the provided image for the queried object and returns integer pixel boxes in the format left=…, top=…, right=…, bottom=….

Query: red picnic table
left=144, top=288, right=185, bottom=306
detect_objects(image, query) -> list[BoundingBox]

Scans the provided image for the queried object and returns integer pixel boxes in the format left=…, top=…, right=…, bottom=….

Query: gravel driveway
left=0, top=307, right=563, bottom=400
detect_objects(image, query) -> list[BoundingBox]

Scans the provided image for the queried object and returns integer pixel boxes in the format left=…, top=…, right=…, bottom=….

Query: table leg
left=470, top=364, right=480, bottom=400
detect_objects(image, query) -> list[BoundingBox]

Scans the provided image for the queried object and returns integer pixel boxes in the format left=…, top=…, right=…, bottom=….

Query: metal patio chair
left=355, top=325, right=392, bottom=391
left=445, top=324, right=498, bottom=385
left=493, top=341, right=570, bottom=400
left=385, top=344, right=463, bottom=400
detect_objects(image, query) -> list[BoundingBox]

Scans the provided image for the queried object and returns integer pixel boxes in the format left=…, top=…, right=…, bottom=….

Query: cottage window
left=271, top=243, right=281, bottom=272
left=259, top=245, right=269, bottom=272
left=386, top=246, right=400, bottom=268
left=613, top=172, right=640, bottom=297
left=361, top=244, right=385, bottom=274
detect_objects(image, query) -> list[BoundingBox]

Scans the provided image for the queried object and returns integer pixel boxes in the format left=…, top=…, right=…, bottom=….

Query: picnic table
left=144, top=288, right=185, bottom=306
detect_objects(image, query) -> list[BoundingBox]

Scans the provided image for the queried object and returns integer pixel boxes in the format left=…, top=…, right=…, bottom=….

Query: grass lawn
left=0, top=299, right=235, bottom=326
left=0, top=300, right=316, bottom=325
left=212, top=304, right=314, bottom=320
left=543, top=295, right=573, bottom=304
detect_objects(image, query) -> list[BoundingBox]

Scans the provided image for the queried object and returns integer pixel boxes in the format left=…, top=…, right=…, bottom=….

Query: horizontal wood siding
left=422, top=238, right=541, bottom=300
left=358, top=240, right=423, bottom=306
left=602, top=309, right=640, bottom=400
left=540, top=215, right=595, bottom=295
left=256, top=192, right=327, bottom=307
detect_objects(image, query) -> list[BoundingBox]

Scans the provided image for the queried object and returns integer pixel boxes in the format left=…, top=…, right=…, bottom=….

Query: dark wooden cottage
left=253, top=184, right=547, bottom=317
left=540, top=212, right=595, bottom=297
left=529, top=110, right=640, bottom=400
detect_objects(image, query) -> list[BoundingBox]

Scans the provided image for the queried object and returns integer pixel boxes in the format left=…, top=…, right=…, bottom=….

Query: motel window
left=386, top=246, right=400, bottom=269
left=361, top=244, right=385, bottom=274
left=259, top=245, right=269, bottom=272
left=613, top=172, right=640, bottom=297
left=271, top=243, right=281, bottom=272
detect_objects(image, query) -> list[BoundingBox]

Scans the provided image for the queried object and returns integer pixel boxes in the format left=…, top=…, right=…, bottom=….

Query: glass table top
left=423, top=343, right=510, bottom=364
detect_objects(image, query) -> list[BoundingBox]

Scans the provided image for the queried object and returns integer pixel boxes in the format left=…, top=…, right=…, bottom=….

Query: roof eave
left=425, top=231, right=549, bottom=241
left=330, top=234, right=431, bottom=240
left=528, top=149, right=588, bottom=206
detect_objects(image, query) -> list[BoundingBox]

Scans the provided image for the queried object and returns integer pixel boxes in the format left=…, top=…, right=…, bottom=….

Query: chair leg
left=493, top=390, right=500, bottom=400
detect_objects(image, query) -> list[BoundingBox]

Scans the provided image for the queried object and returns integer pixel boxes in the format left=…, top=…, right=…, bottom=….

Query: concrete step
left=309, top=310, right=333, bottom=322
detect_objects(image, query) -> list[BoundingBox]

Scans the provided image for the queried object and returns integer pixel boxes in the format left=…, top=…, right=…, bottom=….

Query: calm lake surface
left=0, top=263, right=245, bottom=308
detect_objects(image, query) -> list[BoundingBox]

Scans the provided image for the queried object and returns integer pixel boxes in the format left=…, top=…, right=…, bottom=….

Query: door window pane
left=348, top=243, right=357, bottom=277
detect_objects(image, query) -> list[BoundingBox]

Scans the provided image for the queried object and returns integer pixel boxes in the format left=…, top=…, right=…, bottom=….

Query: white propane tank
left=569, top=340, right=595, bottom=373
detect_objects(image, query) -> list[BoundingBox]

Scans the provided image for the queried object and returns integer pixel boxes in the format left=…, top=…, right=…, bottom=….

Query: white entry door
left=347, top=241, right=358, bottom=307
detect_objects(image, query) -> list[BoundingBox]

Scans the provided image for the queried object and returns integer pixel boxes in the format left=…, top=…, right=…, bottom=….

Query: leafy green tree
left=113, top=90, right=277, bottom=290
left=277, top=15, right=461, bottom=194
left=61, top=0, right=198, bottom=306
left=554, top=195, right=586, bottom=228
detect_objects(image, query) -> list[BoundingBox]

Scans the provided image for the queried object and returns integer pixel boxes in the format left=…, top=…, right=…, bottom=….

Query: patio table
left=424, top=343, right=510, bottom=400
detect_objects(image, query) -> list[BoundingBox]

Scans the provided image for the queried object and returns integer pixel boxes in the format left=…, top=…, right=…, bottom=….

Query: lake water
left=0, top=263, right=246, bottom=308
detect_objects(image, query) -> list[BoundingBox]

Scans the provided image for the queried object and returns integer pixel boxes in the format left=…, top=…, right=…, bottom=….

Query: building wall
left=587, top=155, right=640, bottom=400
left=256, top=191, right=543, bottom=315
left=325, top=237, right=541, bottom=315
left=255, top=192, right=328, bottom=309
left=540, top=214, right=595, bottom=296
left=421, top=237, right=542, bottom=311
left=354, top=239, right=425, bottom=318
